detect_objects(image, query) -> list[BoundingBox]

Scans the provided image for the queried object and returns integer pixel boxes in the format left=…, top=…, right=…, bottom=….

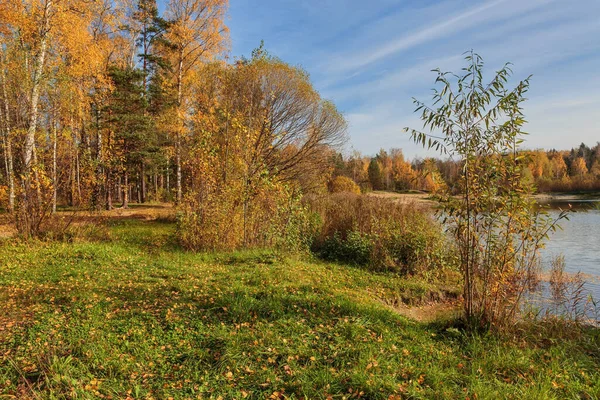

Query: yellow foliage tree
left=163, top=0, right=229, bottom=203
left=571, top=157, right=588, bottom=177
left=329, top=176, right=361, bottom=195
left=591, top=160, right=600, bottom=178
left=179, top=51, right=346, bottom=250
left=550, top=153, right=568, bottom=179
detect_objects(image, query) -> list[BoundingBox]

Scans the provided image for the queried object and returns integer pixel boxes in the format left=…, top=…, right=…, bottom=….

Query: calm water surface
left=540, top=198, right=600, bottom=301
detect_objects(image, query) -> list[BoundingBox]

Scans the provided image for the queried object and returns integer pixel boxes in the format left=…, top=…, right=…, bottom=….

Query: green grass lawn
left=0, top=219, right=598, bottom=399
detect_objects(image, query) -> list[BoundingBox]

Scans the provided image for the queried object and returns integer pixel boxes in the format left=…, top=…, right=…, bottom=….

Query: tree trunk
left=176, top=51, right=184, bottom=204
left=24, top=0, right=51, bottom=175
left=154, top=173, right=158, bottom=201
left=136, top=172, right=141, bottom=203
left=52, top=122, right=57, bottom=213
left=95, top=103, right=103, bottom=210
left=122, top=171, right=129, bottom=209
left=1, top=128, right=8, bottom=181
left=141, top=164, right=146, bottom=203
left=0, top=55, right=15, bottom=212
left=166, top=164, right=170, bottom=194
left=70, top=155, right=75, bottom=207
left=117, top=176, right=122, bottom=203
left=105, top=123, right=112, bottom=209
left=75, top=142, right=81, bottom=204
left=32, top=142, right=42, bottom=203
left=0, top=114, right=14, bottom=214
left=106, top=169, right=113, bottom=210
left=176, top=141, right=182, bottom=202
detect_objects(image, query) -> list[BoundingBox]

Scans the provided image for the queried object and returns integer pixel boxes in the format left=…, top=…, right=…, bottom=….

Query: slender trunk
left=142, top=32, right=148, bottom=92
left=80, top=115, right=89, bottom=149
left=166, top=164, right=170, bottom=193
left=0, top=55, right=15, bottom=212
left=20, top=0, right=49, bottom=236
left=1, top=128, right=8, bottom=180
left=95, top=105, right=102, bottom=159
left=137, top=172, right=141, bottom=203
left=141, top=164, right=146, bottom=203
left=75, top=141, right=81, bottom=203
left=32, top=142, right=42, bottom=203
left=106, top=125, right=113, bottom=209
left=52, top=122, right=57, bottom=213
left=176, top=134, right=182, bottom=202
left=24, top=0, right=51, bottom=175
left=70, top=154, right=75, bottom=206
left=95, top=103, right=103, bottom=210
left=130, top=33, right=137, bottom=69
left=243, top=191, right=248, bottom=247
left=106, top=169, right=113, bottom=210
left=117, top=175, right=122, bottom=203
left=154, top=173, right=158, bottom=201
left=122, top=171, right=128, bottom=208
left=176, top=50, right=183, bottom=204
left=242, top=81, right=256, bottom=247
left=0, top=116, right=14, bottom=213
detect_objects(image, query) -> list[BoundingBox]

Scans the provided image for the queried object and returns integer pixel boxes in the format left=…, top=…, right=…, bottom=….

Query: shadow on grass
left=106, top=218, right=180, bottom=252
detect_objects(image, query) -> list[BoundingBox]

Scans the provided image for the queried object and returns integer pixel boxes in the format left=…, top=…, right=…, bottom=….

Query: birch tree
left=164, top=0, right=228, bottom=203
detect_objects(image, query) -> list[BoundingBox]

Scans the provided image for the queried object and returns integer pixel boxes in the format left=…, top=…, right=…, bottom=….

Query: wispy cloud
left=325, top=0, right=558, bottom=74
left=228, top=0, right=600, bottom=157
left=329, top=0, right=507, bottom=72
left=322, top=55, right=463, bottom=102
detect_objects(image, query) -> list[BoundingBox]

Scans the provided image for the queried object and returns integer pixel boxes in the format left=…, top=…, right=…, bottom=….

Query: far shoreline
left=534, top=192, right=600, bottom=202
left=367, top=190, right=600, bottom=205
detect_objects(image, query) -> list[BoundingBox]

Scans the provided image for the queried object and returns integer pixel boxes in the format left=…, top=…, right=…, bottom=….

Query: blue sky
left=226, top=0, right=600, bottom=158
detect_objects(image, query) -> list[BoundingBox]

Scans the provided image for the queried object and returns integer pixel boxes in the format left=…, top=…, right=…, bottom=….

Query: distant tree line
left=328, top=142, right=600, bottom=194
left=521, top=143, right=600, bottom=192
left=328, top=149, right=447, bottom=194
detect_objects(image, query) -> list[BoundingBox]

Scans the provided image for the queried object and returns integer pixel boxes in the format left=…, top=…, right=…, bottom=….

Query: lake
left=538, top=195, right=600, bottom=318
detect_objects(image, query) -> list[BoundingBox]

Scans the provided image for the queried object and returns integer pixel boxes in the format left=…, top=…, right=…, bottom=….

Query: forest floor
left=0, top=213, right=599, bottom=398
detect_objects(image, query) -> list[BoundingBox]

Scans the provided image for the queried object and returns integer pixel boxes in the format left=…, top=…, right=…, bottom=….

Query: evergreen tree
left=105, top=66, right=153, bottom=208
left=368, top=158, right=383, bottom=190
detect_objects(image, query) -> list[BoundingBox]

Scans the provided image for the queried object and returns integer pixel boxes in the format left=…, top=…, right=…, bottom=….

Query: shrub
left=306, top=193, right=455, bottom=276
left=319, top=231, right=373, bottom=265
left=13, top=168, right=56, bottom=238
left=177, top=181, right=315, bottom=252
left=328, top=175, right=361, bottom=194
left=406, top=52, right=568, bottom=328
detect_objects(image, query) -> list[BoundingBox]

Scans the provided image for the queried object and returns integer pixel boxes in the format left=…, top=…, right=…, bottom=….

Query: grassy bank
left=1, top=218, right=599, bottom=399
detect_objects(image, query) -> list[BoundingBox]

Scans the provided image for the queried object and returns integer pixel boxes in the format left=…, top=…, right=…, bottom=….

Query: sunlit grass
left=0, top=219, right=598, bottom=399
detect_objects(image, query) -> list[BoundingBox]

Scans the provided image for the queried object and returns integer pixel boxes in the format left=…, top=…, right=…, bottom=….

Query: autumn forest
left=1, top=0, right=599, bottom=398
left=1, top=0, right=600, bottom=238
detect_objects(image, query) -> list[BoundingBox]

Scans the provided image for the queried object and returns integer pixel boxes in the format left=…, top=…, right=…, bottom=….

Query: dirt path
left=0, top=203, right=175, bottom=239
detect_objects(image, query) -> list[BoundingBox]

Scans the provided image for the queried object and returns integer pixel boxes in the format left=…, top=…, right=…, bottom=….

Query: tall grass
left=306, top=193, right=456, bottom=277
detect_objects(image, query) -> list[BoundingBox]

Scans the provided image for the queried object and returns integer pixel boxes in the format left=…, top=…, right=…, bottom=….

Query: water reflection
left=538, top=196, right=600, bottom=310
